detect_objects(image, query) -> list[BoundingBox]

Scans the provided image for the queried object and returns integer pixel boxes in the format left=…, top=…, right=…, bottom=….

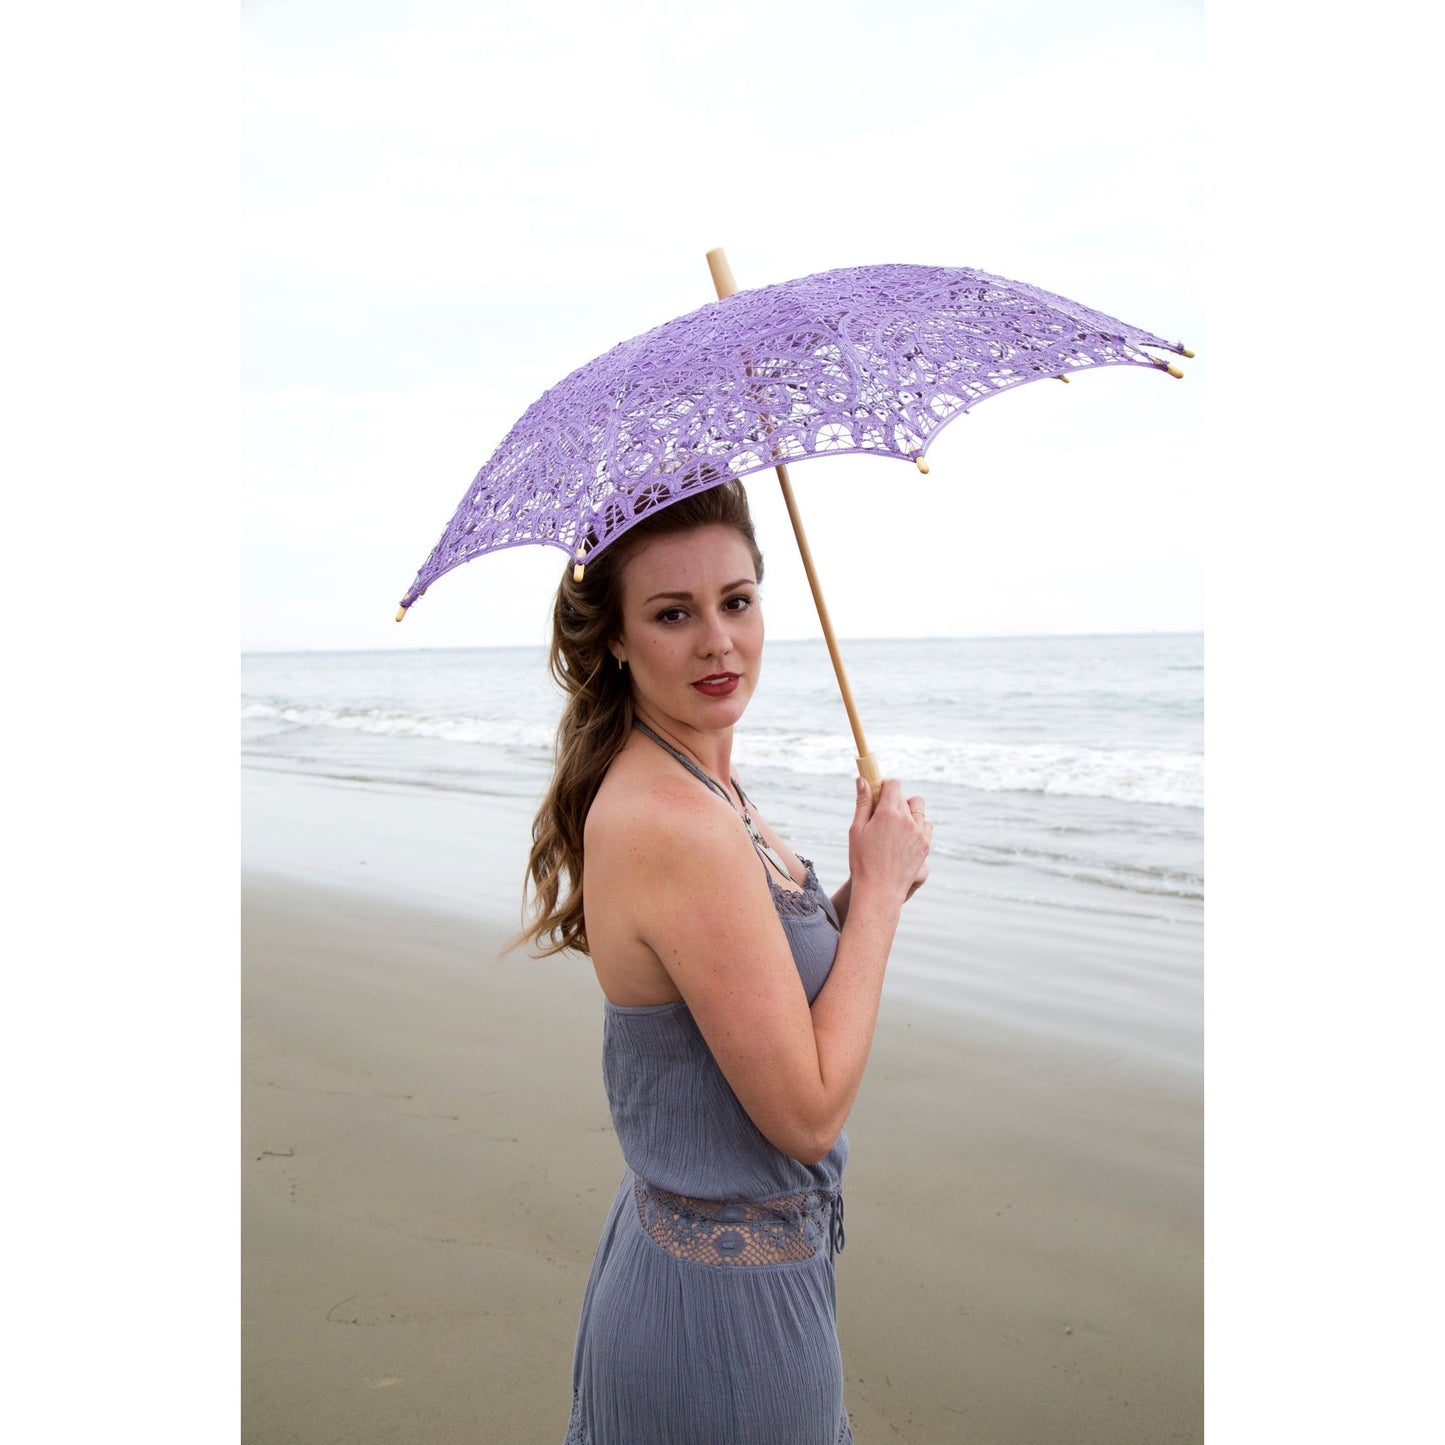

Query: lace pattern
left=770, top=856, right=836, bottom=924
left=633, top=1178, right=844, bottom=1266
left=399, top=263, right=1188, bottom=607
left=564, top=1393, right=587, bottom=1444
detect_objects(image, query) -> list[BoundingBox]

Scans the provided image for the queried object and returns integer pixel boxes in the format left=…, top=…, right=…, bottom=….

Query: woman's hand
left=848, top=778, right=932, bottom=910
left=903, top=793, right=930, bottom=900
left=830, top=783, right=931, bottom=922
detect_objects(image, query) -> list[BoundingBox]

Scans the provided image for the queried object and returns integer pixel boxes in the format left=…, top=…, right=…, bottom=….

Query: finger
left=852, top=775, right=875, bottom=824
left=876, top=778, right=904, bottom=811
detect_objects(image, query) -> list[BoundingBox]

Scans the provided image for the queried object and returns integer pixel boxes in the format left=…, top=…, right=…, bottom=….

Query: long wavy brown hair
left=522, top=480, right=765, bottom=957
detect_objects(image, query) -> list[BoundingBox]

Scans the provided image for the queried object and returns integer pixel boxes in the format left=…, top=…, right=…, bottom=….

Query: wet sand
left=242, top=842, right=1201, bottom=1442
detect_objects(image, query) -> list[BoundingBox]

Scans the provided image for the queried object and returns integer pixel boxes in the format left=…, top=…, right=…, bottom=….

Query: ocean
left=242, top=633, right=1202, bottom=1074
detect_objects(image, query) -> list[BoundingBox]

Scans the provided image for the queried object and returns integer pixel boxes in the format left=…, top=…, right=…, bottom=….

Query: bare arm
left=633, top=777, right=931, bottom=1165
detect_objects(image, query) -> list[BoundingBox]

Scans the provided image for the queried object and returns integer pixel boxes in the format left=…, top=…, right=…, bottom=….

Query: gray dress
left=564, top=726, right=852, bottom=1445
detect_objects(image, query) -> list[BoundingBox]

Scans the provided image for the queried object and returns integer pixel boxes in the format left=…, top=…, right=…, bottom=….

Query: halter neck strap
left=632, top=721, right=780, bottom=883
left=632, top=721, right=732, bottom=802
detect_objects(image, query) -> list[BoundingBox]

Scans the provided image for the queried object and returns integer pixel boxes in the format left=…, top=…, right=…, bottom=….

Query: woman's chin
left=643, top=688, right=753, bottom=734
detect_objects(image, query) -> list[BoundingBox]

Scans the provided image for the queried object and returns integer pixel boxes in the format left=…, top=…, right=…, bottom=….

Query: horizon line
left=241, top=628, right=1204, bottom=659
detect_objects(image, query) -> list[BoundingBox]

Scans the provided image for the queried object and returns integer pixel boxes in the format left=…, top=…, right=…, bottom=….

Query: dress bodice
left=602, top=862, right=848, bottom=1200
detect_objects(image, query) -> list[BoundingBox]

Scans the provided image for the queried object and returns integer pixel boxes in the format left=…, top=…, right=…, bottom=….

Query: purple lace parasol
left=398, top=263, right=1187, bottom=610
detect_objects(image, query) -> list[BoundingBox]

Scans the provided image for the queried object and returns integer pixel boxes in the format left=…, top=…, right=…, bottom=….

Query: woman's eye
left=656, top=607, right=687, bottom=623
left=724, top=594, right=753, bottom=612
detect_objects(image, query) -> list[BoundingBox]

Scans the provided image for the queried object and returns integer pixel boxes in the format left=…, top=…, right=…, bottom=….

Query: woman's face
left=612, top=524, right=763, bottom=737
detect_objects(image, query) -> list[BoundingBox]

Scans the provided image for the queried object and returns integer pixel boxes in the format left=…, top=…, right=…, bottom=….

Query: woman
left=524, top=481, right=931, bottom=1445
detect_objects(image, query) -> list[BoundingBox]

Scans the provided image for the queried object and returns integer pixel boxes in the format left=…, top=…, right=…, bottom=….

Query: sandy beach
left=242, top=766, right=1201, bottom=1443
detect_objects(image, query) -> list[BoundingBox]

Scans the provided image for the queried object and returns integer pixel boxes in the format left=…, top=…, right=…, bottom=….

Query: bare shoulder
left=580, top=742, right=757, bottom=1003
left=589, top=742, right=697, bottom=830
left=584, top=741, right=779, bottom=954
left=591, top=745, right=759, bottom=875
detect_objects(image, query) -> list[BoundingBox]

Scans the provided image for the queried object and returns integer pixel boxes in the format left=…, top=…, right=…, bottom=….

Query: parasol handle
left=706, top=246, right=882, bottom=799
left=775, top=458, right=882, bottom=796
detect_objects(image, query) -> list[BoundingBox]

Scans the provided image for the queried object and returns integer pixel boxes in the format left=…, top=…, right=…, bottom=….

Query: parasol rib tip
left=573, top=563, right=586, bottom=583
left=395, top=605, right=408, bottom=622
left=1056, top=373, right=1071, bottom=383
left=915, top=456, right=930, bottom=474
left=1166, top=363, right=1184, bottom=379
left=1181, top=347, right=1195, bottom=359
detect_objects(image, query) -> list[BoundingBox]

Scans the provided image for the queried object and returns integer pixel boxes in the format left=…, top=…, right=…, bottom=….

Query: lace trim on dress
left=564, top=1392, right=587, bottom=1444
left=770, top=856, right=838, bottom=929
left=633, top=1177, right=844, bottom=1266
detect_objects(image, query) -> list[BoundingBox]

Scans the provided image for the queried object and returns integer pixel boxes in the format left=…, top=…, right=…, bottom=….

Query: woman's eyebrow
left=643, top=580, right=755, bottom=605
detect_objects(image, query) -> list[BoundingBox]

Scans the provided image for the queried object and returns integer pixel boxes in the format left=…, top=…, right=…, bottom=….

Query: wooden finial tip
left=915, top=456, right=930, bottom=474
left=1056, top=373, right=1071, bottom=383
left=395, top=605, right=408, bottom=622
left=573, top=563, right=586, bottom=583
left=1166, top=363, right=1185, bottom=379
left=1181, top=347, right=1195, bottom=359
left=706, top=247, right=738, bottom=300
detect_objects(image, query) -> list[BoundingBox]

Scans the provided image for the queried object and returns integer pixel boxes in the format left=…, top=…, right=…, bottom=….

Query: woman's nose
left=699, top=612, right=733, bottom=656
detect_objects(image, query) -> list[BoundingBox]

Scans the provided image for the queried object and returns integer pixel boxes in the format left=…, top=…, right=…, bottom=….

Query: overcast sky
left=243, top=0, right=1204, bottom=653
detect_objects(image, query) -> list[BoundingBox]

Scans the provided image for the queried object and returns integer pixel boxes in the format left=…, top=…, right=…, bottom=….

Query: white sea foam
left=240, top=701, right=555, bottom=751
left=242, top=701, right=1201, bottom=810
left=736, top=731, right=1203, bottom=810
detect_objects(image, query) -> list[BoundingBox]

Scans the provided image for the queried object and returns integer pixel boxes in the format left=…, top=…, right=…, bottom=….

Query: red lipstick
left=692, top=672, right=740, bottom=698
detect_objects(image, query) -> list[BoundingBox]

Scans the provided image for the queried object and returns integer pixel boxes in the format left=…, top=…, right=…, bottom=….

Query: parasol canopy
left=397, top=262, right=1189, bottom=613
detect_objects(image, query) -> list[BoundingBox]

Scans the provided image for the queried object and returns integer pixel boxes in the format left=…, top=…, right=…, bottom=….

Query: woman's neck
left=633, top=708, right=737, bottom=791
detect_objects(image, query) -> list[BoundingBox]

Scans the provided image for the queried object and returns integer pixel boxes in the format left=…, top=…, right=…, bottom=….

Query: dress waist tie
left=827, top=1188, right=845, bottom=1259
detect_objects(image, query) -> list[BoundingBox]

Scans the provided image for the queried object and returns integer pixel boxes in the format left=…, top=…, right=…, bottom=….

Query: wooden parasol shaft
left=706, top=247, right=882, bottom=797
